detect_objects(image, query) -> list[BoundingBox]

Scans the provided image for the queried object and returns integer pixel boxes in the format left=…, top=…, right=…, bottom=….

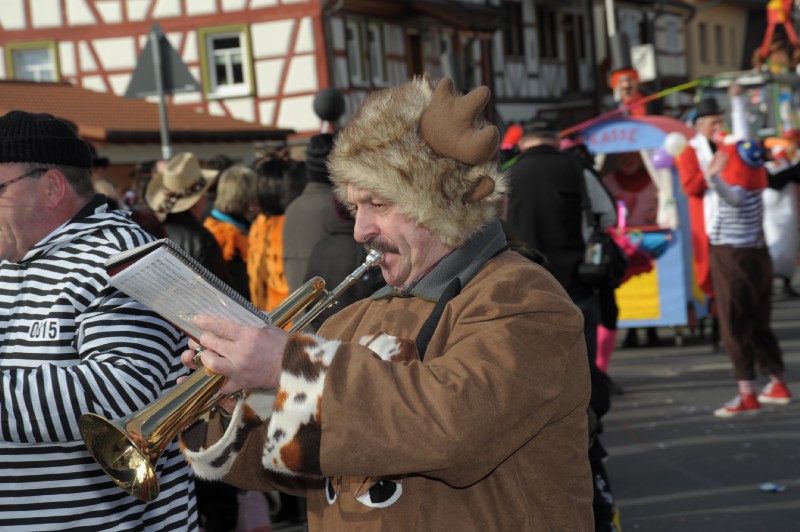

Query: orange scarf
left=247, top=213, right=288, bottom=311
left=204, top=216, right=249, bottom=262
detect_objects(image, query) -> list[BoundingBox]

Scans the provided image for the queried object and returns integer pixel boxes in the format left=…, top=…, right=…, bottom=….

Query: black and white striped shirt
left=707, top=177, right=765, bottom=247
left=0, top=198, right=198, bottom=530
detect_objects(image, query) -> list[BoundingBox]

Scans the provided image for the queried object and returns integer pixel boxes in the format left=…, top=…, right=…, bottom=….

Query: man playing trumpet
left=180, top=77, right=593, bottom=530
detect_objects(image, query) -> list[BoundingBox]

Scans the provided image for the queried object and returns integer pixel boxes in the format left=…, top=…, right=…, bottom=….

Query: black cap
left=694, top=98, right=723, bottom=120
left=305, top=133, right=335, bottom=183
left=0, top=110, right=92, bottom=168
left=522, top=118, right=558, bottom=138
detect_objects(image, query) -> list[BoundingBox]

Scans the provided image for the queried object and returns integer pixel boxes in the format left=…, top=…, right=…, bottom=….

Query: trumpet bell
left=79, top=413, right=159, bottom=501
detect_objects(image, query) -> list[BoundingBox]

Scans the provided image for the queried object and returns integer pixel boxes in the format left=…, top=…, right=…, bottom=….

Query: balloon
left=651, top=147, right=674, bottom=169
left=663, top=132, right=688, bottom=157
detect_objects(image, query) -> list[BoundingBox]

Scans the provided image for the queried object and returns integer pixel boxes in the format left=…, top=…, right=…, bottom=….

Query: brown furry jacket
left=180, top=221, right=593, bottom=531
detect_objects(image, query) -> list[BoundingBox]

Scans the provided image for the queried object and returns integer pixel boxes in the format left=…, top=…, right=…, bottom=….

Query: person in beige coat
left=179, top=76, right=593, bottom=531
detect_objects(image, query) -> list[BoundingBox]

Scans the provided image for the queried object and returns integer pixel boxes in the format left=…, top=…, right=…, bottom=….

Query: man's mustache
left=365, top=239, right=398, bottom=255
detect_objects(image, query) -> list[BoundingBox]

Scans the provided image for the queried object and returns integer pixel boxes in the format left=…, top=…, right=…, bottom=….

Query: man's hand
left=180, top=315, right=288, bottom=395
left=706, top=150, right=730, bottom=177
left=728, top=82, right=743, bottom=97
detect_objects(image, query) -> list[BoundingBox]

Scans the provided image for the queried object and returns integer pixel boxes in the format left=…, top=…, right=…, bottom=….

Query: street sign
left=125, top=24, right=200, bottom=98
left=632, top=44, right=656, bottom=83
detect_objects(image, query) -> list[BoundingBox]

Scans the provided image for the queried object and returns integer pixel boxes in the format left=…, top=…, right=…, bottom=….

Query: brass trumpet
left=79, top=250, right=382, bottom=501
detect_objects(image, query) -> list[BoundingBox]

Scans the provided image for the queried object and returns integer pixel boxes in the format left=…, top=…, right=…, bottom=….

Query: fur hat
left=328, top=76, right=506, bottom=248
left=145, top=152, right=218, bottom=221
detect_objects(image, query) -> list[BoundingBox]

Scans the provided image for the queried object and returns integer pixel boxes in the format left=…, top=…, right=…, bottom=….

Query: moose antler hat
left=328, top=76, right=507, bottom=248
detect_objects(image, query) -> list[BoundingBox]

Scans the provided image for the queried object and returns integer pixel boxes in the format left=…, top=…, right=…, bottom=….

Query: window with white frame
left=664, top=17, right=681, bottom=53
left=367, top=22, right=388, bottom=86
left=345, top=19, right=366, bottom=86
left=714, top=24, right=724, bottom=65
left=9, top=45, right=57, bottom=81
left=619, top=11, right=642, bottom=46
left=200, top=26, right=252, bottom=98
left=699, top=23, right=708, bottom=64
left=535, top=4, right=558, bottom=60
left=504, top=1, right=525, bottom=59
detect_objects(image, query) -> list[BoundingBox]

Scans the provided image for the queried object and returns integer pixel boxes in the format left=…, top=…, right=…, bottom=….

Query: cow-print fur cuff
left=262, top=333, right=340, bottom=477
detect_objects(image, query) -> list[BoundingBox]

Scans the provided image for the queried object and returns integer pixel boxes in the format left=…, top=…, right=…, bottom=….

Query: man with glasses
left=0, top=110, right=198, bottom=530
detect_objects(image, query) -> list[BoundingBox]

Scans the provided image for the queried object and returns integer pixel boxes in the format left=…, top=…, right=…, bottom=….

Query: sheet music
left=109, top=247, right=267, bottom=340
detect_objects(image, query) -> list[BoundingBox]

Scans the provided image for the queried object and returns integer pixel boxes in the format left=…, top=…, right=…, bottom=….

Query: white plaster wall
left=255, top=59, right=284, bottom=97
left=183, top=32, right=198, bottom=63
left=108, top=73, right=132, bottom=95
left=66, top=0, right=97, bottom=25
left=284, top=55, right=318, bottom=94
left=252, top=20, right=295, bottom=58
left=127, top=0, right=150, bottom=21
left=82, top=75, right=107, bottom=92
left=31, top=0, right=63, bottom=28
left=79, top=42, right=98, bottom=71
left=224, top=97, right=256, bottom=122
left=187, top=0, right=217, bottom=16
left=0, top=0, right=26, bottom=30
left=222, top=0, right=248, bottom=12
left=0, top=51, right=6, bottom=78
left=172, top=92, right=203, bottom=104
left=94, top=0, right=123, bottom=24
left=295, top=17, right=315, bottom=54
left=153, top=0, right=182, bottom=19
left=208, top=101, right=227, bottom=116
left=278, top=95, right=317, bottom=130
left=59, top=42, right=76, bottom=76
left=251, top=0, right=279, bottom=7
left=258, top=100, right=276, bottom=124
left=94, top=37, right=137, bottom=70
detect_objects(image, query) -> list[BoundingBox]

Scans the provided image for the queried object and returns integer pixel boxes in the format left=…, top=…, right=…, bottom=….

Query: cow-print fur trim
left=181, top=332, right=417, bottom=480
left=261, top=334, right=340, bottom=476
left=181, top=389, right=276, bottom=480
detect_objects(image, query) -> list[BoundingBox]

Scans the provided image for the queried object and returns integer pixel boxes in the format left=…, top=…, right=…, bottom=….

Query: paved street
left=602, top=281, right=800, bottom=531
left=257, top=281, right=800, bottom=532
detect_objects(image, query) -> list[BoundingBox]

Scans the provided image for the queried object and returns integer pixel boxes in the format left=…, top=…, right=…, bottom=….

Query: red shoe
left=714, top=393, right=760, bottom=418
left=758, top=382, right=792, bottom=405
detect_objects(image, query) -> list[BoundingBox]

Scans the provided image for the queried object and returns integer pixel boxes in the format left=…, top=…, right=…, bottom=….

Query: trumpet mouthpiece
left=366, top=249, right=383, bottom=266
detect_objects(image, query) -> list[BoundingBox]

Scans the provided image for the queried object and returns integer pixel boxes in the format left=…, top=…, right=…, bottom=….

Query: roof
left=0, top=80, right=293, bottom=144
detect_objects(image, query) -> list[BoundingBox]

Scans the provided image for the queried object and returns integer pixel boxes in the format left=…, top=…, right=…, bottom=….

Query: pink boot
left=596, top=325, right=617, bottom=373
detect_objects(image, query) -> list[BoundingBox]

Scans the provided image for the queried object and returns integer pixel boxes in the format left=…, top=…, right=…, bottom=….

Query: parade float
left=583, top=115, right=709, bottom=342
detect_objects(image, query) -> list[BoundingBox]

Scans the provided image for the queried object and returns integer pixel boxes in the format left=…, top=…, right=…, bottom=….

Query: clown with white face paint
left=179, top=77, right=594, bottom=531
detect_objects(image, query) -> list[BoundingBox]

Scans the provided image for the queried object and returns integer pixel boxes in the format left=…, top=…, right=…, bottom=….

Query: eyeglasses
left=0, top=167, right=48, bottom=193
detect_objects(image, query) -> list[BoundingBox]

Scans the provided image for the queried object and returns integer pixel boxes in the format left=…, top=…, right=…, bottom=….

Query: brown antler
left=419, top=77, right=499, bottom=167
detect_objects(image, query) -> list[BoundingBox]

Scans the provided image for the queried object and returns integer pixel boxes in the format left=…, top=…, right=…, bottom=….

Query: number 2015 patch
left=27, top=319, right=60, bottom=340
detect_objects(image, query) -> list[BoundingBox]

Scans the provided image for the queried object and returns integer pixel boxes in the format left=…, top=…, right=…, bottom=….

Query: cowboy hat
left=145, top=152, right=218, bottom=221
